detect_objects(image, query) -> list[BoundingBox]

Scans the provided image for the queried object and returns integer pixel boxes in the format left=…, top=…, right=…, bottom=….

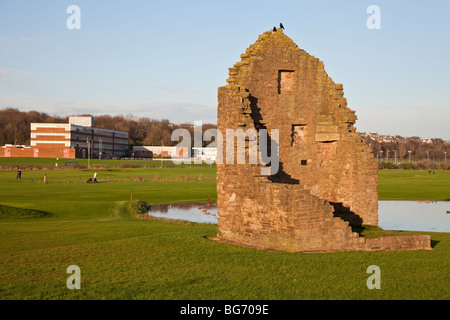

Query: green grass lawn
left=0, top=160, right=449, bottom=300
left=378, top=169, right=450, bottom=201
left=0, top=156, right=215, bottom=169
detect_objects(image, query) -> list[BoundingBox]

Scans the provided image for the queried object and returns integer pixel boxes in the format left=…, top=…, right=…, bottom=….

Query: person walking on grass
left=93, top=171, right=98, bottom=183
left=16, top=168, right=21, bottom=181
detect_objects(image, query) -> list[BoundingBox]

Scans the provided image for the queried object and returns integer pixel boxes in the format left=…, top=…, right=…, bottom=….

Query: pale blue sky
left=0, top=0, right=449, bottom=139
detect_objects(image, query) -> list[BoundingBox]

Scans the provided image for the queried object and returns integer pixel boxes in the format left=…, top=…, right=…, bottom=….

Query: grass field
left=0, top=156, right=213, bottom=169
left=0, top=158, right=449, bottom=300
left=378, top=169, right=450, bottom=201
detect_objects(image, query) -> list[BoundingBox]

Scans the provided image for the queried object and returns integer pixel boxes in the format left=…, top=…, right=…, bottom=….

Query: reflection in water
left=378, top=201, right=449, bottom=233
left=148, top=202, right=219, bottom=224
left=147, top=201, right=450, bottom=232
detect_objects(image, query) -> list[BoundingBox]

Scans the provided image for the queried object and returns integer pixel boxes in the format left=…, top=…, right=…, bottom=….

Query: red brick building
left=0, top=117, right=128, bottom=159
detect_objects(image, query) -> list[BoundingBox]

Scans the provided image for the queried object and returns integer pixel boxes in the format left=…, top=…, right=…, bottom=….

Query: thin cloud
left=153, top=85, right=202, bottom=95
left=370, top=102, right=449, bottom=111
left=0, top=96, right=217, bottom=123
left=357, top=103, right=450, bottom=140
left=18, top=36, right=42, bottom=42
left=60, top=83, right=79, bottom=89
left=0, top=68, right=35, bottom=79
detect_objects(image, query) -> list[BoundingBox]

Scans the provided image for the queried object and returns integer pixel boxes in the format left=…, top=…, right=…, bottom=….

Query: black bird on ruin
left=280, top=23, right=284, bottom=29
left=273, top=27, right=277, bottom=31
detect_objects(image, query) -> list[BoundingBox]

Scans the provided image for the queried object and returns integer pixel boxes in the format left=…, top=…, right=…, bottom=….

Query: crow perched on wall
left=273, top=27, right=277, bottom=31
left=280, top=23, right=284, bottom=29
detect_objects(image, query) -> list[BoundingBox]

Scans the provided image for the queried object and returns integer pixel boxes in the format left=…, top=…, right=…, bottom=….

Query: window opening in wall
left=278, top=70, right=295, bottom=94
left=291, top=124, right=307, bottom=146
left=301, top=160, right=307, bottom=165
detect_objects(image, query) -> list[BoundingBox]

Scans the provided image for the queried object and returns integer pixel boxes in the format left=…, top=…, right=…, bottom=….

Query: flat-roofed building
left=192, top=147, right=217, bottom=162
left=0, top=117, right=129, bottom=159
left=67, top=123, right=129, bottom=159
left=132, top=146, right=190, bottom=159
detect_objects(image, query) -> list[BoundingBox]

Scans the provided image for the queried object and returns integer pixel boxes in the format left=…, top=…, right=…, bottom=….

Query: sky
left=0, top=0, right=449, bottom=139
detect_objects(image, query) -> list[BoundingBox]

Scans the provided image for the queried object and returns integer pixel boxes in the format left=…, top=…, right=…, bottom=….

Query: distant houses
left=362, top=132, right=449, bottom=162
left=363, top=132, right=444, bottom=144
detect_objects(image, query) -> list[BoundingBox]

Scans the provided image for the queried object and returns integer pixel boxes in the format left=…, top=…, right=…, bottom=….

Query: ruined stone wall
left=216, top=29, right=430, bottom=252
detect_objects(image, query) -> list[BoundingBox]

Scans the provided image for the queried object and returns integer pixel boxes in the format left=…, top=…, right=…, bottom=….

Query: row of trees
left=364, top=135, right=450, bottom=163
left=0, top=108, right=216, bottom=148
left=378, top=160, right=450, bottom=170
left=0, top=108, right=67, bottom=147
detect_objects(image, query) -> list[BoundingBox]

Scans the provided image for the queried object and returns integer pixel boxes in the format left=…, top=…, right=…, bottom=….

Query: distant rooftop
left=69, top=116, right=93, bottom=127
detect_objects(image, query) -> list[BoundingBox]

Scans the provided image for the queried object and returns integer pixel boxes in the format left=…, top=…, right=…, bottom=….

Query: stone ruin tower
left=215, top=28, right=431, bottom=252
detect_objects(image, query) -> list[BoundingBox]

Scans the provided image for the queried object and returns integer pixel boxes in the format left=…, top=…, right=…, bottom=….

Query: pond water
left=147, top=202, right=219, bottom=224
left=147, top=201, right=450, bottom=233
left=378, top=201, right=449, bottom=232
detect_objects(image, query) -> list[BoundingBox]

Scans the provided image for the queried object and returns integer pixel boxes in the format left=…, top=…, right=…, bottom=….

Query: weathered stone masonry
left=216, top=29, right=431, bottom=252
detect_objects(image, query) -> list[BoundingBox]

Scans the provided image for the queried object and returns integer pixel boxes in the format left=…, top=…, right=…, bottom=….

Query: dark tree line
left=363, top=134, right=450, bottom=163
left=0, top=108, right=216, bottom=148
left=0, top=108, right=68, bottom=146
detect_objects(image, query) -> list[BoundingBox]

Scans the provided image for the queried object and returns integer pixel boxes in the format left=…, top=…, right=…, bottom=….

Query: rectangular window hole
left=291, top=124, right=307, bottom=146
left=301, top=160, right=307, bottom=165
left=278, top=70, right=295, bottom=94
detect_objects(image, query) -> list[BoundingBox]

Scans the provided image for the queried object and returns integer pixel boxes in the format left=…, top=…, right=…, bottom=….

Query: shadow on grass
left=0, top=204, right=53, bottom=219
left=351, top=225, right=388, bottom=238
left=431, top=240, right=440, bottom=248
